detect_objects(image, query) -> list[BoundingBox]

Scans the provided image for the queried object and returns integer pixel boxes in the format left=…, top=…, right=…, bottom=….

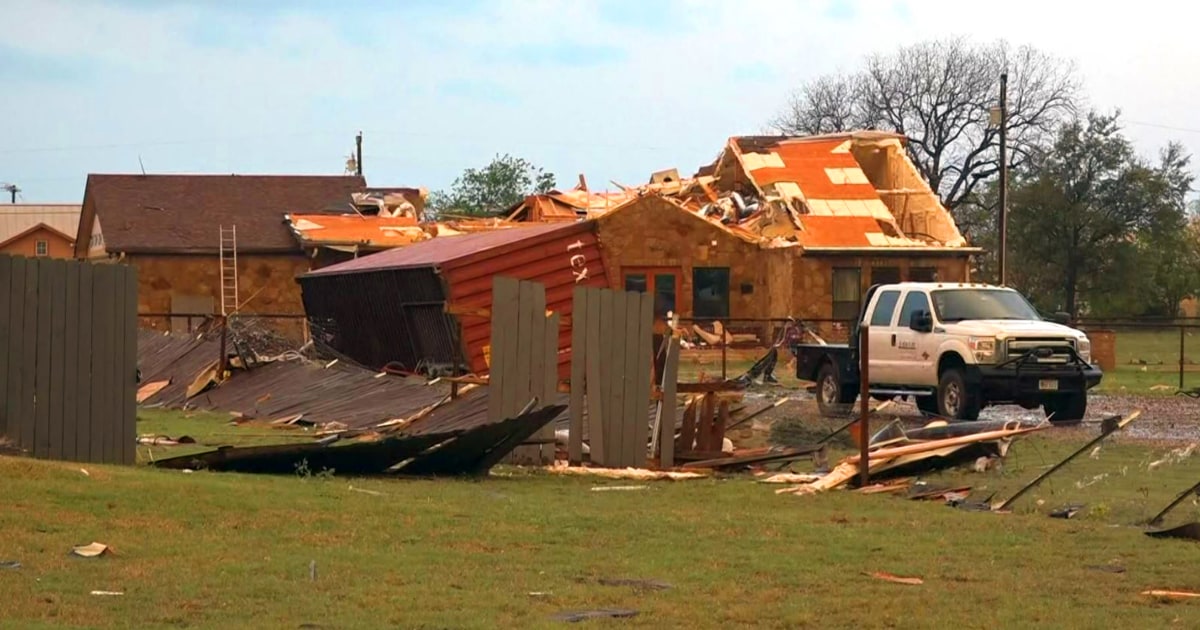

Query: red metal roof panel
left=303, top=221, right=594, bottom=277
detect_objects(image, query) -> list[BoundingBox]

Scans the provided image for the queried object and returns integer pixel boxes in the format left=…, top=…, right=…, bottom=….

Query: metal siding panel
left=448, top=227, right=607, bottom=378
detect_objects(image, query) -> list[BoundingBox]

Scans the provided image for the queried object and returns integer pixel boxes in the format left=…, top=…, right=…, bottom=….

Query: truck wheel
left=937, top=368, right=980, bottom=421
left=915, top=396, right=939, bottom=415
left=1044, top=393, right=1087, bottom=425
left=816, top=362, right=854, bottom=417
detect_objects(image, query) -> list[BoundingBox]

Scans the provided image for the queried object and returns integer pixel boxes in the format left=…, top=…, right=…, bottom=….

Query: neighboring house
left=0, top=204, right=81, bottom=258
left=74, top=174, right=367, bottom=338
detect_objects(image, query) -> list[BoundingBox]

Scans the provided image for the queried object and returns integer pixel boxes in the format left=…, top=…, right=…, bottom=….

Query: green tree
left=429, top=154, right=556, bottom=217
left=1005, top=112, right=1195, bottom=318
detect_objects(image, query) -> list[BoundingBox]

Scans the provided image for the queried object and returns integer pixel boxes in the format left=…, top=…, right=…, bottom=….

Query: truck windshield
left=931, top=289, right=1042, bottom=322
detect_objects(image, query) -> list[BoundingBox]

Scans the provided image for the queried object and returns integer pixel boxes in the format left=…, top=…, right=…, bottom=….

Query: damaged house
left=292, top=130, right=980, bottom=373
left=75, top=174, right=370, bottom=338
left=596, top=132, right=979, bottom=339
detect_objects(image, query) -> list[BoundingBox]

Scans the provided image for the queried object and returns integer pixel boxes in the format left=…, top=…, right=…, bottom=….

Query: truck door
left=866, top=289, right=902, bottom=384
left=893, top=289, right=938, bottom=387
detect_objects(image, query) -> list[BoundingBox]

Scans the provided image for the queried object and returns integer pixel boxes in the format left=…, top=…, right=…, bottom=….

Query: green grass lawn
left=5, top=415, right=1200, bottom=628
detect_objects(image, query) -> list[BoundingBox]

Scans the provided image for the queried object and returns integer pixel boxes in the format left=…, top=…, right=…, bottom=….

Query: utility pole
left=997, top=72, right=1009, bottom=286
left=3, top=183, right=19, bottom=203
left=355, top=131, right=363, bottom=177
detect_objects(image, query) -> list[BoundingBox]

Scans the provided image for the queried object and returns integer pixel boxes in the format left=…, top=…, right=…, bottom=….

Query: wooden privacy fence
left=0, top=255, right=138, bottom=465
left=568, top=285, right=654, bottom=468
left=487, top=276, right=561, bottom=465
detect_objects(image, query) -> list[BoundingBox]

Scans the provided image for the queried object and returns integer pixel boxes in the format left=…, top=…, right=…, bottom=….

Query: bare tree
left=772, top=38, right=1080, bottom=221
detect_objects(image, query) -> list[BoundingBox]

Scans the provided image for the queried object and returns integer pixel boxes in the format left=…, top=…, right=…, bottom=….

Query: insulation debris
left=546, top=462, right=707, bottom=481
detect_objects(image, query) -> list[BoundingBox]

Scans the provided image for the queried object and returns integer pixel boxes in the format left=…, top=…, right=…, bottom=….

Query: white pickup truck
left=792, top=282, right=1103, bottom=424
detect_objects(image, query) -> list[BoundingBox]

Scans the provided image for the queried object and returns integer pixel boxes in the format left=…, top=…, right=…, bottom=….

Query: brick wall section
left=127, top=253, right=311, bottom=340
left=595, top=196, right=974, bottom=343
left=595, top=196, right=776, bottom=322
left=0, top=227, right=75, bottom=259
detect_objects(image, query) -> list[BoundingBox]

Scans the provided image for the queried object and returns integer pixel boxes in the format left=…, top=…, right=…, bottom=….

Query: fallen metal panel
left=151, top=433, right=448, bottom=475
left=397, top=404, right=565, bottom=476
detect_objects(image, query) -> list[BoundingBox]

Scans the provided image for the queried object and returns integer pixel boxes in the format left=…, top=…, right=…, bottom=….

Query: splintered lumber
left=136, top=380, right=171, bottom=403
left=782, top=423, right=1047, bottom=495
left=993, top=411, right=1140, bottom=512
left=866, top=571, right=923, bottom=586
left=682, top=445, right=822, bottom=470
left=1142, top=590, right=1200, bottom=600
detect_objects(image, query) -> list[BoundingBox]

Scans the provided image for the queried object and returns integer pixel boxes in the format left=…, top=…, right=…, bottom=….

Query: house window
left=692, top=267, right=730, bottom=319
left=623, top=269, right=680, bottom=318
left=35, top=240, right=48, bottom=257
left=909, top=267, right=938, bottom=282
left=870, top=266, right=901, bottom=287
left=832, top=267, right=862, bottom=321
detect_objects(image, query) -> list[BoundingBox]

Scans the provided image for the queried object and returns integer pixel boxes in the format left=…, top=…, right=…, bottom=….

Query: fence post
left=1181, top=326, right=1186, bottom=392
left=858, top=324, right=870, bottom=486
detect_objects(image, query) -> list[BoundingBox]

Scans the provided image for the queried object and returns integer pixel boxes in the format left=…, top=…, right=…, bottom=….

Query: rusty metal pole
left=858, top=324, right=870, bottom=486
left=218, top=315, right=228, bottom=375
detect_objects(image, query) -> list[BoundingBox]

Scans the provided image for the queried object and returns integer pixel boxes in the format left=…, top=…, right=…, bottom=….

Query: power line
left=1124, top=120, right=1200, bottom=135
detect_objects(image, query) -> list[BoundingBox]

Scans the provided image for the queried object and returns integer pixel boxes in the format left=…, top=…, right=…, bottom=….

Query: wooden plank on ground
left=47, top=260, right=67, bottom=461
left=19, top=260, right=39, bottom=455
left=90, top=265, right=114, bottom=464
left=568, top=287, right=587, bottom=465
left=542, top=311, right=559, bottom=463
left=488, top=276, right=520, bottom=423
left=120, top=267, right=138, bottom=465
left=585, top=287, right=607, bottom=465
left=631, top=292, right=654, bottom=469
left=75, top=264, right=94, bottom=462
left=0, top=256, right=11, bottom=439
left=606, top=289, right=627, bottom=467
left=659, top=336, right=681, bottom=469
left=61, top=262, right=80, bottom=462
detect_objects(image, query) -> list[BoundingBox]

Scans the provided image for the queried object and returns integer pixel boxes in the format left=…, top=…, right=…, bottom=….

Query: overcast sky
left=2, top=0, right=1197, bottom=202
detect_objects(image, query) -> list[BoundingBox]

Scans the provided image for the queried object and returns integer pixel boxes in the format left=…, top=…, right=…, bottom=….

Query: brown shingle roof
left=85, top=174, right=367, bottom=254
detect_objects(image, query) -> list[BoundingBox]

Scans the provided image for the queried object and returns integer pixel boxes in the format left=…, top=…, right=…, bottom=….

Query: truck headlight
left=1077, top=338, right=1091, bottom=362
left=969, top=336, right=996, bottom=363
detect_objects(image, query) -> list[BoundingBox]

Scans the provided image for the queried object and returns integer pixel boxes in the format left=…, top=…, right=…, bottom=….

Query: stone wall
left=127, top=253, right=310, bottom=340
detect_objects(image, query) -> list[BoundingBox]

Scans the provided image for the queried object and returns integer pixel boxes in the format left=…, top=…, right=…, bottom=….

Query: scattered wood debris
left=865, top=571, right=923, bottom=586
left=136, top=435, right=195, bottom=446
left=1142, top=589, right=1200, bottom=600
left=1050, top=504, right=1086, bottom=519
left=70, top=543, right=111, bottom=558
left=546, top=462, right=707, bottom=481
left=757, top=472, right=823, bottom=484
left=596, top=577, right=672, bottom=591
left=136, top=380, right=171, bottom=403
left=590, top=486, right=648, bottom=492
left=552, top=609, right=639, bottom=622
left=90, top=591, right=124, bottom=596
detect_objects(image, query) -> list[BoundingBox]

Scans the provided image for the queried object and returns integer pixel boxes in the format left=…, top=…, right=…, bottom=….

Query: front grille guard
left=994, top=344, right=1091, bottom=373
